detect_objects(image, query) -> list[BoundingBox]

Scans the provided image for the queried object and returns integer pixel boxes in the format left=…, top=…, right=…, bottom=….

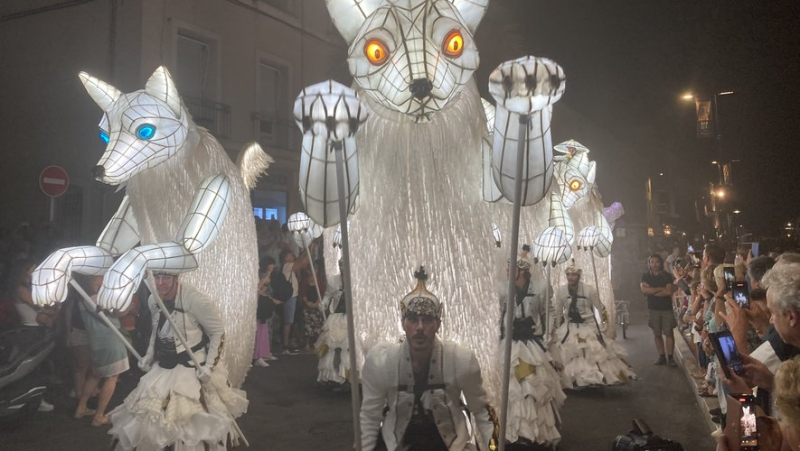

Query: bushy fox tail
left=236, top=142, right=273, bottom=190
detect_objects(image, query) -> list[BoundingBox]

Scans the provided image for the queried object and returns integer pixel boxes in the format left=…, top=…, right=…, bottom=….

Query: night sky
left=474, top=0, right=800, bottom=234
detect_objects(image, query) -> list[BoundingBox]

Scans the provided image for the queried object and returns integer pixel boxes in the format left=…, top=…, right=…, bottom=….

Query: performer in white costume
left=499, top=259, right=565, bottom=447
left=554, top=261, right=635, bottom=388
left=109, top=273, right=247, bottom=450
left=316, top=266, right=352, bottom=387
left=360, top=268, right=499, bottom=451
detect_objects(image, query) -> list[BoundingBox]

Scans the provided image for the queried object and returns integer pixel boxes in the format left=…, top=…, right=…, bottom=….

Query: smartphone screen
left=751, top=242, right=760, bottom=258
left=710, top=331, right=745, bottom=378
left=738, top=394, right=758, bottom=449
left=724, top=266, right=736, bottom=289
left=732, top=281, right=750, bottom=308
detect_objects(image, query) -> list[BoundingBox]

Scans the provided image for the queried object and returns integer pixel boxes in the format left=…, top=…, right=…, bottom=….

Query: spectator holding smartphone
left=720, top=262, right=800, bottom=408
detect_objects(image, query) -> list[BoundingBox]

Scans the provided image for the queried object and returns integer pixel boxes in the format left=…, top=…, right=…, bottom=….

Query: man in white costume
left=109, top=273, right=248, bottom=450
left=555, top=261, right=635, bottom=387
left=360, top=268, right=498, bottom=451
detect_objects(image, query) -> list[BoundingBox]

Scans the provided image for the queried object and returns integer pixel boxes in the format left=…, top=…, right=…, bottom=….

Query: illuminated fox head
left=327, top=0, right=487, bottom=122
left=554, top=141, right=596, bottom=209
left=80, top=66, right=190, bottom=185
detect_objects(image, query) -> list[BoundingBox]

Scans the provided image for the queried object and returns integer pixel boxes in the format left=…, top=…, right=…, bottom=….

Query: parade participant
left=641, top=253, right=678, bottom=367
left=360, top=268, right=498, bottom=451
left=556, top=261, right=635, bottom=387
left=500, top=259, right=565, bottom=447
left=315, top=263, right=351, bottom=389
left=73, top=274, right=129, bottom=426
left=108, top=273, right=248, bottom=451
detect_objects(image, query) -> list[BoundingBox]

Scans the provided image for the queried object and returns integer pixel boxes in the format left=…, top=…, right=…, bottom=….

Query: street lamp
left=682, top=91, right=735, bottom=141
left=683, top=90, right=736, bottom=244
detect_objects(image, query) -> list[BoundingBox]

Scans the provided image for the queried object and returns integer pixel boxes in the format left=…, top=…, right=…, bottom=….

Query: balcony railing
left=253, top=112, right=300, bottom=152
left=183, top=96, right=231, bottom=139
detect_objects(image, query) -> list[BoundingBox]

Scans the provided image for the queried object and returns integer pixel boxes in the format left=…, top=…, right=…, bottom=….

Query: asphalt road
left=1, top=297, right=715, bottom=451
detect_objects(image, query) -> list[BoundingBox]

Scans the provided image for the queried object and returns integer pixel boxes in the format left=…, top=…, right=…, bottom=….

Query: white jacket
left=147, top=284, right=225, bottom=368
left=555, top=281, right=602, bottom=324
left=360, top=338, right=496, bottom=451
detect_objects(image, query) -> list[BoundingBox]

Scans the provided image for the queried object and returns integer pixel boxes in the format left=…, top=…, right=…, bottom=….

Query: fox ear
left=449, top=0, right=489, bottom=33
left=325, top=0, right=382, bottom=44
left=79, top=72, right=122, bottom=111
left=587, top=161, right=597, bottom=185
left=145, top=66, right=183, bottom=117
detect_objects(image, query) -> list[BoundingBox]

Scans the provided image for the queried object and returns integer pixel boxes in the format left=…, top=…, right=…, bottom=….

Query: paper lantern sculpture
left=603, top=202, right=625, bottom=230
left=492, top=223, right=502, bottom=248
left=30, top=66, right=268, bottom=387
left=533, top=192, right=573, bottom=266
left=577, top=210, right=614, bottom=258
left=294, top=81, right=366, bottom=227
left=488, top=57, right=565, bottom=206
left=294, top=0, right=566, bottom=406
left=287, top=212, right=312, bottom=233
left=553, top=140, right=596, bottom=209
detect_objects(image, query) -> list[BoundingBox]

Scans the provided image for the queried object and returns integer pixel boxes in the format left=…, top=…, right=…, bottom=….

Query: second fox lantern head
left=326, top=0, right=488, bottom=122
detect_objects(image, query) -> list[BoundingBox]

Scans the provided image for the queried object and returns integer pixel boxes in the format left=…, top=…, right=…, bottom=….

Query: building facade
left=0, top=0, right=348, bottom=242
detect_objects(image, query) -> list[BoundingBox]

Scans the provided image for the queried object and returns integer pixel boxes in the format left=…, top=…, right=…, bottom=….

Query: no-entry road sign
left=39, top=166, right=70, bottom=197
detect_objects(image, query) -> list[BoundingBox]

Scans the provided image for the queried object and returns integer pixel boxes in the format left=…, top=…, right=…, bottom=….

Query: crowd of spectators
left=660, top=241, right=800, bottom=450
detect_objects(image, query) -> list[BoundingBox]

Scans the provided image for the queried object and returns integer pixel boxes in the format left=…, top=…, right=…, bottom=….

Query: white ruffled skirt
left=555, top=321, right=636, bottom=388
left=108, top=364, right=248, bottom=450
left=315, top=313, right=351, bottom=384
left=501, top=338, right=566, bottom=446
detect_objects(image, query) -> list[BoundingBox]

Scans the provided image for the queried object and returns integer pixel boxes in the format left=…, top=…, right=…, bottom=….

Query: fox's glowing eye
left=99, top=130, right=110, bottom=144
left=364, top=39, right=389, bottom=66
left=443, top=30, right=464, bottom=57
left=569, top=180, right=583, bottom=191
left=136, top=124, right=157, bottom=140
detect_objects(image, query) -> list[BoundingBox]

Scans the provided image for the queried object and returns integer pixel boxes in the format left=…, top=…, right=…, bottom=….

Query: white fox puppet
left=294, top=0, right=566, bottom=402
left=31, top=67, right=270, bottom=387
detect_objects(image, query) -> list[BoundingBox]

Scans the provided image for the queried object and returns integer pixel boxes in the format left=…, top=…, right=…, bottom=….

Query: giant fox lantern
left=31, top=67, right=268, bottom=387
left=293, top=0, right=566, bottom=400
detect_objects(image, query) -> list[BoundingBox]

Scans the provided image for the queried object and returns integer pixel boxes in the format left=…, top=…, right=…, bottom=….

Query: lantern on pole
left=287, top=212, right=311, bottom=234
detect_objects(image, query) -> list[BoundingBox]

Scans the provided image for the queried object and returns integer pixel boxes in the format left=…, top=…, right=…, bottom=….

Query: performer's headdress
left=564, top=259, right=582, bottom=276
left=400, top=267, right=442, bottom=320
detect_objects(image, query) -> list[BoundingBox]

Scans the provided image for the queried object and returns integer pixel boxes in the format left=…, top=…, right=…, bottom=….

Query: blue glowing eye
left=136, top=124, right=157, bottom=140
left=99, top=130, right=110, bottom=144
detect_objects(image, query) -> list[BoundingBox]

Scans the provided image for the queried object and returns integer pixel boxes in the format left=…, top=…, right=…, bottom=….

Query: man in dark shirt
left=641, top=254, right=677, bottom=366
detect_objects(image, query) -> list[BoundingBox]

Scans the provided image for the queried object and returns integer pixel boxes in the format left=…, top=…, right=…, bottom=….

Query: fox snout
left=92, top=165, right=105, bottom=180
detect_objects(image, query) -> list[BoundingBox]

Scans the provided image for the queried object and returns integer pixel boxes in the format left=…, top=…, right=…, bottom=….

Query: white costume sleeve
left=360, top=344, right=390, bottom=451
left=587, top=284, right=603, bottom=314
left=457, top=352, right=495, bottom=450
left=186, top=287, right=225, bottom=369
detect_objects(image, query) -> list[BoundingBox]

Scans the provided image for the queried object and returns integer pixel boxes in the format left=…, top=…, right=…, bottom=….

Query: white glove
left=196, top=365, right=213, bottom=384
left=138, top=353, right=154, bottom=372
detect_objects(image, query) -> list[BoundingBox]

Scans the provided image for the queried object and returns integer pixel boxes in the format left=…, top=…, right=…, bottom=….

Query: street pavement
left=1, top=296, right=716, bottom=450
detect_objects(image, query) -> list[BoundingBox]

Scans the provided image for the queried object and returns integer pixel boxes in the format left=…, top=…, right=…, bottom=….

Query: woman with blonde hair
left=774, top=357, right=800, bottom=450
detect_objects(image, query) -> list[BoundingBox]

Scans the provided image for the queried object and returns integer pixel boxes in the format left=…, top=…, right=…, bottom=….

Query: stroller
left=0, top=326, right=55, bottom=419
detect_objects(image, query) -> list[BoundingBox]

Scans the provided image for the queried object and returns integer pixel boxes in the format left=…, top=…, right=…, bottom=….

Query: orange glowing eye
left=569, top=180, right=583, bottom=191
left=364, top=39, right=389, bottom=65
left=443, top=30, right=464, bottom=57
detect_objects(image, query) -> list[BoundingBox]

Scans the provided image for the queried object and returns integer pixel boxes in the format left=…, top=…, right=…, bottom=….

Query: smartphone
left=738, top=394, right=759, bottom=449
left=751, top=242, right=760, bottom=258
left=688, top=245, right=695, bottom=254
left=732, top=281, right=750, bottom=308
left=724, top=266, right=736, bottom=290
left=725, top=394, right=760, bottom=451
left=709, top=330, right=745, bottom=378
